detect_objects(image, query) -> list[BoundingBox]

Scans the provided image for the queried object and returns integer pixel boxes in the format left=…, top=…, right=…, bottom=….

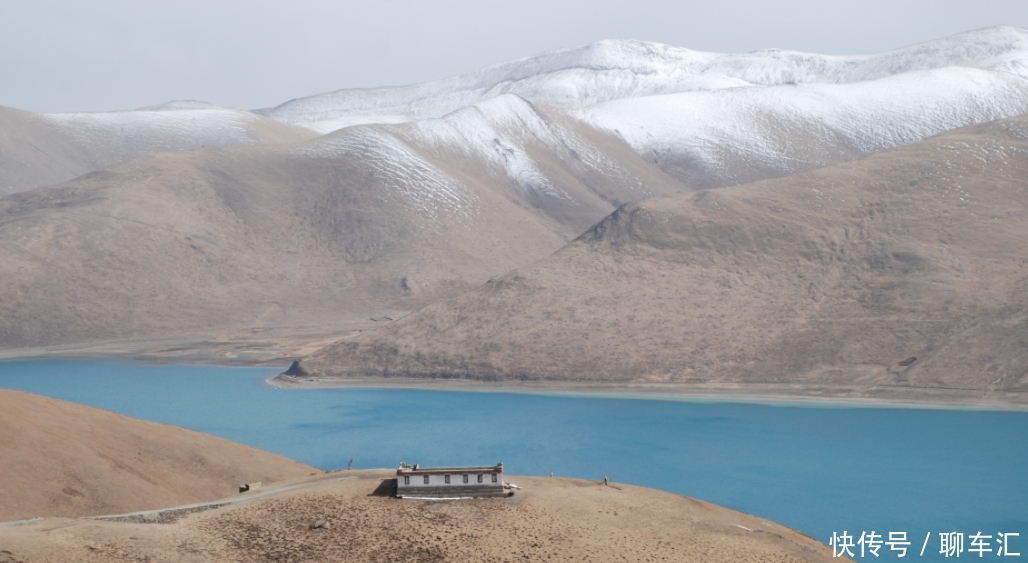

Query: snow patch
left=39, top=107, right=269, bottom=152
left=398, top=94, right=647, bottom=201
left=302, top=114, right=415, bottom=135
left=577, top=65, right=1028, bottom=185
left=294, top=128, right=479, bottom=229
left=136, top=100, right=226, bottom=111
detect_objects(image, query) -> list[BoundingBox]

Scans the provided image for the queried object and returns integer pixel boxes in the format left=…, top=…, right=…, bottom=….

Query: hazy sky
left=3, top=0, right=1027, bottom=113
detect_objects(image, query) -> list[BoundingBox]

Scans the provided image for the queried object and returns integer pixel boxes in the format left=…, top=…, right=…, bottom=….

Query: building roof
left=397, top=462, right=502, bottom=474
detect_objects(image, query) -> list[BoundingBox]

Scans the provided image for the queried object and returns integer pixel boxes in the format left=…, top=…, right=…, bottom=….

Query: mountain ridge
left=260, top=26, right=1028, bottom=129
left=288, top=113, right=1028, bottom=405
left=254, top=27, right=1028, bottom=192
left=0, top=104, right=316, bottom=196
left=0, top=96, right=684, bottom=348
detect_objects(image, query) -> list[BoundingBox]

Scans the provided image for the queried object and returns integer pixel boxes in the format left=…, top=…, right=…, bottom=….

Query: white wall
left=397, top=471, right=502, bottom=489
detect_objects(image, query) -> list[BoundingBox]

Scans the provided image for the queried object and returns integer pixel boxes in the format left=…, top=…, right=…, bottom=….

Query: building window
left=491, top=474, right=498, bottom=483
left=404, top=476, right=410, bottom=485
left=445, top=475, right=450, bottom=484
left=463, top=474, right=469, bottom=483
left=477, top=474, right=483, bottom=483
left=423, top=475, right=429, bottom=484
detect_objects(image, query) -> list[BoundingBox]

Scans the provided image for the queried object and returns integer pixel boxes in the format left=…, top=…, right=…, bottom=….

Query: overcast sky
left=2, top=0, right=1027, bottom=113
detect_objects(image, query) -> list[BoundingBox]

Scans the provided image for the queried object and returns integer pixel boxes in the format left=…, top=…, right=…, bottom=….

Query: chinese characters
left=830, top=531, right=1020, bottom=558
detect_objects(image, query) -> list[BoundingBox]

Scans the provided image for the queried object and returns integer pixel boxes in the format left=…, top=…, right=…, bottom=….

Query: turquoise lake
left=2, top=358, right=1025, bottom=560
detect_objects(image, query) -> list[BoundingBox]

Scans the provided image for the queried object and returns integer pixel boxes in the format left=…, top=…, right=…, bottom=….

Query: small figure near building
left=396, top=461, right=508, bottom=498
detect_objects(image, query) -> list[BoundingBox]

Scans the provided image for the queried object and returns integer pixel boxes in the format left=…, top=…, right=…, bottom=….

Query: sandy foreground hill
left=289, top=114, right=1028, bottom=406
left=0, top=472, right=841, bottom=563
left=0, top=389, right=317, bottom=522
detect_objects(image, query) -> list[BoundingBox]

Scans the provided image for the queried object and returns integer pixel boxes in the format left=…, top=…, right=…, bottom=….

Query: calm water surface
left=2, top=359, right=1025, bottom=560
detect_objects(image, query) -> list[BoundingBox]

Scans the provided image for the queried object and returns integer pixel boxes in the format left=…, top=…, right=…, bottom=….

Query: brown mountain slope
left=0, top=389, right=317, bottom=521
left=0, top=473, right=840, bottom=563
left=291, top=114, right=1028, bottom=405
left=0, top=97, right=683, bottom=349
left=0, top=104, right=317, bottom=196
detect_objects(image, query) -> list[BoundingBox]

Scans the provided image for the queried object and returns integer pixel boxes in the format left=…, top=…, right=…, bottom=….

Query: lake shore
left=0, top=327, right=371, bottom=367
left=3, top=356, right=1025, bottom=552
left=3, top=333, right=1025, bottom=411
left=269, top=373, right=1028, bottom=411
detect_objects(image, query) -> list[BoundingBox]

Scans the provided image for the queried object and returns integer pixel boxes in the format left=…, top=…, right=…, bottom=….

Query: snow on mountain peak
left=136, top=100, right=226, bottom=111
left=261, top=26, right=1028, bottom=133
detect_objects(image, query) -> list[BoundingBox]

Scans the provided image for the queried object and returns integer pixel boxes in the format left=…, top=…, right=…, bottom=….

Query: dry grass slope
left=295, top=114, right=1028, bottom=404
left=0, top=389, right=317, bottom=521
left=0, top=474, right=842, bottom=563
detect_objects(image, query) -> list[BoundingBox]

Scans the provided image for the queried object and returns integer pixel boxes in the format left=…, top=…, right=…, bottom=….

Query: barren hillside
left=291, top=114, right=1028, bottom=405
left=0, top=473, right=841, bottom=563
left=0, top=389, right=317, bottom=521
left=0, top=97, right=682, bottom=348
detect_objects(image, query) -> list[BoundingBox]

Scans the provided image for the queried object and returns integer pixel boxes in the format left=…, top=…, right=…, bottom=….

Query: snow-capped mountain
left=257, top=26, right=1028, bottom=188
left=294, top=94, right=665, bottom=213
left=7, top=27, right=1028, bottom=196
left=260, top=26, right=1028, bottom=130
left=579, top=65, right=1028, bottom=187
left=4, top=27, right=1028, bottom=350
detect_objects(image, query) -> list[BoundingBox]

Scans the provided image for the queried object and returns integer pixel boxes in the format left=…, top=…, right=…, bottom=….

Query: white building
left=395, top=462, right=507, bottom=498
